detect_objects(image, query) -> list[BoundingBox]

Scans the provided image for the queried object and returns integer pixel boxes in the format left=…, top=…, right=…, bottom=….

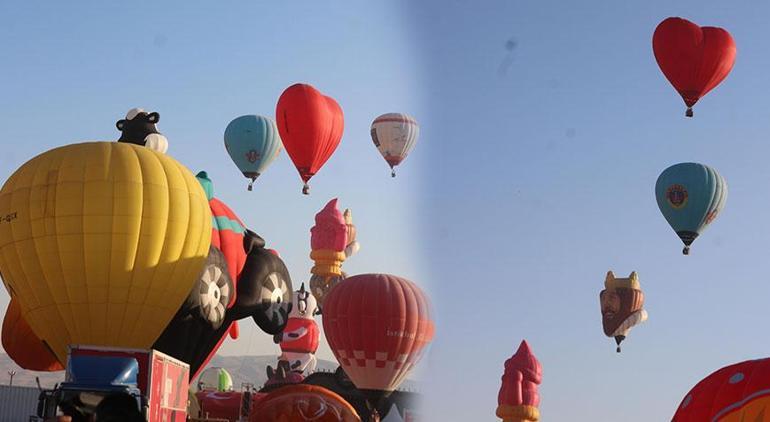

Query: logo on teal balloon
left=666, top=184, right=688, bottom=209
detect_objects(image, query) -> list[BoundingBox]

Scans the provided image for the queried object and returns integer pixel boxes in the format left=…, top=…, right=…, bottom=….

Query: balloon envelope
left=224, top=115, right=283, bottom=190
left=276, top=83, right=344, bottom=192
left=322, top=274, right=434, bottom=394
left=0, top=142, right=212, bottom=362
left=370, top=113, right=419, bottom=176
left=251, top=384, right=360, bottom=422
left=1, top=298, right=64, bottom=371
left=652, top=17, right=736, bottom=116
left=673, top=358, right=770, bottom=421
left=655, top=162, right=727, bottom=254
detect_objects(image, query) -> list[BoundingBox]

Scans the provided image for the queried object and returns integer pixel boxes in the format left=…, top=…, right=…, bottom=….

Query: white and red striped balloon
left=322, top=273, right=434, bottom=392
left=370, top=113, right=419, bottom=177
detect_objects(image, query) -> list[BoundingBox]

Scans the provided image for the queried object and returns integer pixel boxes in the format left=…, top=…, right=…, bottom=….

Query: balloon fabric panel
left=0, top=142, right=211, bottom=362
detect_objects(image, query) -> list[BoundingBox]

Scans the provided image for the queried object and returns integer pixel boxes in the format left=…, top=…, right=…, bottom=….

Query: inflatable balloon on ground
left=1, top=298, right=64, bottom=371
left=116, top=108, right=169, bottom=153
left=655, top=162, right=727, bottom=255
left=322, top=274, right=434, bottom=419
left=267, top=284, right=320, bottom=384
left=0, top=142, right=211, bottom=362
left=497, top=340, right=541, bottom=422
left=276, top=83, right=344, bottom=194
left=197, top=367, right=234, bottom=392
left=370, top=113, right=419, bottom=177
left=251, top=384, right=360, bottom=422
left=600, top=271, right=647, bottom=352
left=309, top=199, right=348, bottom=307
left=224, top=115, right=283, bottom=191
left=673, top=358, right=770, bottom=421
left=154, top=172, right=292, bottom=380
left=653, top=17, right=736, bottom=117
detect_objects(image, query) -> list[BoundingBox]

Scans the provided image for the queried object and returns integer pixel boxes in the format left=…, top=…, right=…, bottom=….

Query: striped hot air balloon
left=370, top=113, right=419, bottom=177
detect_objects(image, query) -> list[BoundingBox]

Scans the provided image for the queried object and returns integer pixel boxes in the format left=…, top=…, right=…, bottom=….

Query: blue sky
left=410, top=1, right=770, bottom=420
left=0, top=2, right=426, bottom=364
left=2, top=1, right=770, bottom=420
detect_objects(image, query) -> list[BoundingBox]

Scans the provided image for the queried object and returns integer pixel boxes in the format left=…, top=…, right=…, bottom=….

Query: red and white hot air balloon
left=322, top=273, right=434, bottom=418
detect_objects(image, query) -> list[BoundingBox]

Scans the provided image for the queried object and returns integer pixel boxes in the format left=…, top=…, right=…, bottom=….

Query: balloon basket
left=302, top=184, right=310, bottom=195
left=685, top=107, right=693, bottom=118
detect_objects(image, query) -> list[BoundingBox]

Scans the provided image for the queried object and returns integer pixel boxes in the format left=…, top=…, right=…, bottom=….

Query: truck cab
left=37, top=345, right=189, bottom=421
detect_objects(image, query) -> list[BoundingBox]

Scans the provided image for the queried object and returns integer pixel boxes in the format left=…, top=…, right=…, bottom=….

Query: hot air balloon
left=1, top=298, right=64, bottom=371
left=276, top=83, right=344, bottom=194
left=497, top=340, right=541, bottom=422
left=370, top=113, right=419, bottom=177
left=224, top=115, right=283, bottom=191
left=197, top=367, right=234, bottom=392
left=600, top=271, right=647, bottom=353
left=322, top=274, right=434, bottom=419
left=251, top=384, right=361, bottom=422
left=653, top=17, right=736, bottom=117
left=309, top=199, right=348, bottom=307
left=0, top=142, right=211, bottom=363
left=673, top=357, right=770, bottom=421
left=154, top=174, right=292, bottom=381
left=655, top=162, right=727, bottom=255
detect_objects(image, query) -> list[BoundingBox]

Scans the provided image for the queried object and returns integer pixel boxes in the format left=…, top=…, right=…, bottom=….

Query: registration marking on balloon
left=0, top=212, right=17, bottom=223
left=666, top=184, right=689, bottom=209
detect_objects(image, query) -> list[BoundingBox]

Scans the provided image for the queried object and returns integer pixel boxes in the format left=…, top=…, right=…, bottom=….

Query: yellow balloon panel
left=0, top=142, right=211, bottom=362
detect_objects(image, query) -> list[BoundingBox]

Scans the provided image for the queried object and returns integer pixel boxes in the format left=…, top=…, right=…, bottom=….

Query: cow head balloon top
left=116, top=108, right=169, bottom=153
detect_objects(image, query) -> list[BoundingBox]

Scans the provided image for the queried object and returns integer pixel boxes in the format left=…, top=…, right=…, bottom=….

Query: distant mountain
left=0, top=353, right=419, bottom=391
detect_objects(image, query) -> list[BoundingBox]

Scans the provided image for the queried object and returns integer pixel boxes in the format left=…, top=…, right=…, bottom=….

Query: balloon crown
left=605, top=271, right=640, bottom=290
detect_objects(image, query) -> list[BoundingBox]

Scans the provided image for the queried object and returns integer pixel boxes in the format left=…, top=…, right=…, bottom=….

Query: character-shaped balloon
left=309, top=199, right=348, bottom=306
left=600, top=271, right=647, bottom=352
left=266, top=283, right=320, bottom=382
left=116, top=108, right=169, bottom=153
left=497, top=340, right=542, bottom=422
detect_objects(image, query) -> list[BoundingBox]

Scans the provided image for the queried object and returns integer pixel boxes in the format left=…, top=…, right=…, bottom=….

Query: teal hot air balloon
left=655, top=163, right=727, bottom=255
left=224, top=115, right=283, bottom=190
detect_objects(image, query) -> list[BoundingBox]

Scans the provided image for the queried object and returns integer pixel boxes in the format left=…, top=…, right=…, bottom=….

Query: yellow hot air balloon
left=0, top=142, right=211, bottom=362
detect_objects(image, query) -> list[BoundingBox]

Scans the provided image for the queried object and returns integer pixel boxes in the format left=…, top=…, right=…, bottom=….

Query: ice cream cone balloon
left=497, top=340, right=541, bottom=422
left=309, top=199, right=348, bottom=305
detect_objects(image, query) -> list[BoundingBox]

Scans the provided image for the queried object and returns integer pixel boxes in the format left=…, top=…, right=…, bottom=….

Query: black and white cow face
left=116, top=108, right=169, bottom=153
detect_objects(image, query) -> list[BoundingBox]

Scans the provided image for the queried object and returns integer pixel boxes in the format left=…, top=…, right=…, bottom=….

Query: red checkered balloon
left=321, top=274, right=434, bottom=392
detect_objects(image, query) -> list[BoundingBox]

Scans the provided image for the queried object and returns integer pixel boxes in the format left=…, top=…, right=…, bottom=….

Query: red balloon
left=2, top=299, right=64, bottom=371
left=673, top=358, right=770, bottom=421
left=322, top=274, right=434, bottom=395
left=652, top=17, right=736, bottom=117
left=276, top=83, right=344, bottom=194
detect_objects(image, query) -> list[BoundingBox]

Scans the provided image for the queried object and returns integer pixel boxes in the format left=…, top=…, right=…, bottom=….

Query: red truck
left=36, top=345, right=189, bottom=421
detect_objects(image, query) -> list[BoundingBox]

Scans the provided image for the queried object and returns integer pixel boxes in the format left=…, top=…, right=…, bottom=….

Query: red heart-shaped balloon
left=276, top=84, right=344, bottom=193
left=652, top=17, right=736, bottom=116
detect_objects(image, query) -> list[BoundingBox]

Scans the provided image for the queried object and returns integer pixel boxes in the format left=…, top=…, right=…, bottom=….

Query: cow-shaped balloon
left=266, top=283, right=320, bottom=383
left=116, top=108, right=169, bottom=153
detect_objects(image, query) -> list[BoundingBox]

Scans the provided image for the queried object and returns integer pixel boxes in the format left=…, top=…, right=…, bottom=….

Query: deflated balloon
left=276, top=83, right=344, bottom=194
left=653, top=17, right=736, bottom=117
left=655, top=162, right=727, bottom=254
left=224, top=116, right=283, bottom=191
left=1, top=298, right=64, bottom=371
left=251, top=384, right=361, bottom=422
left=370, top=113, right=419, bottom=177
left=0, top=142, right=211, bottom=363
